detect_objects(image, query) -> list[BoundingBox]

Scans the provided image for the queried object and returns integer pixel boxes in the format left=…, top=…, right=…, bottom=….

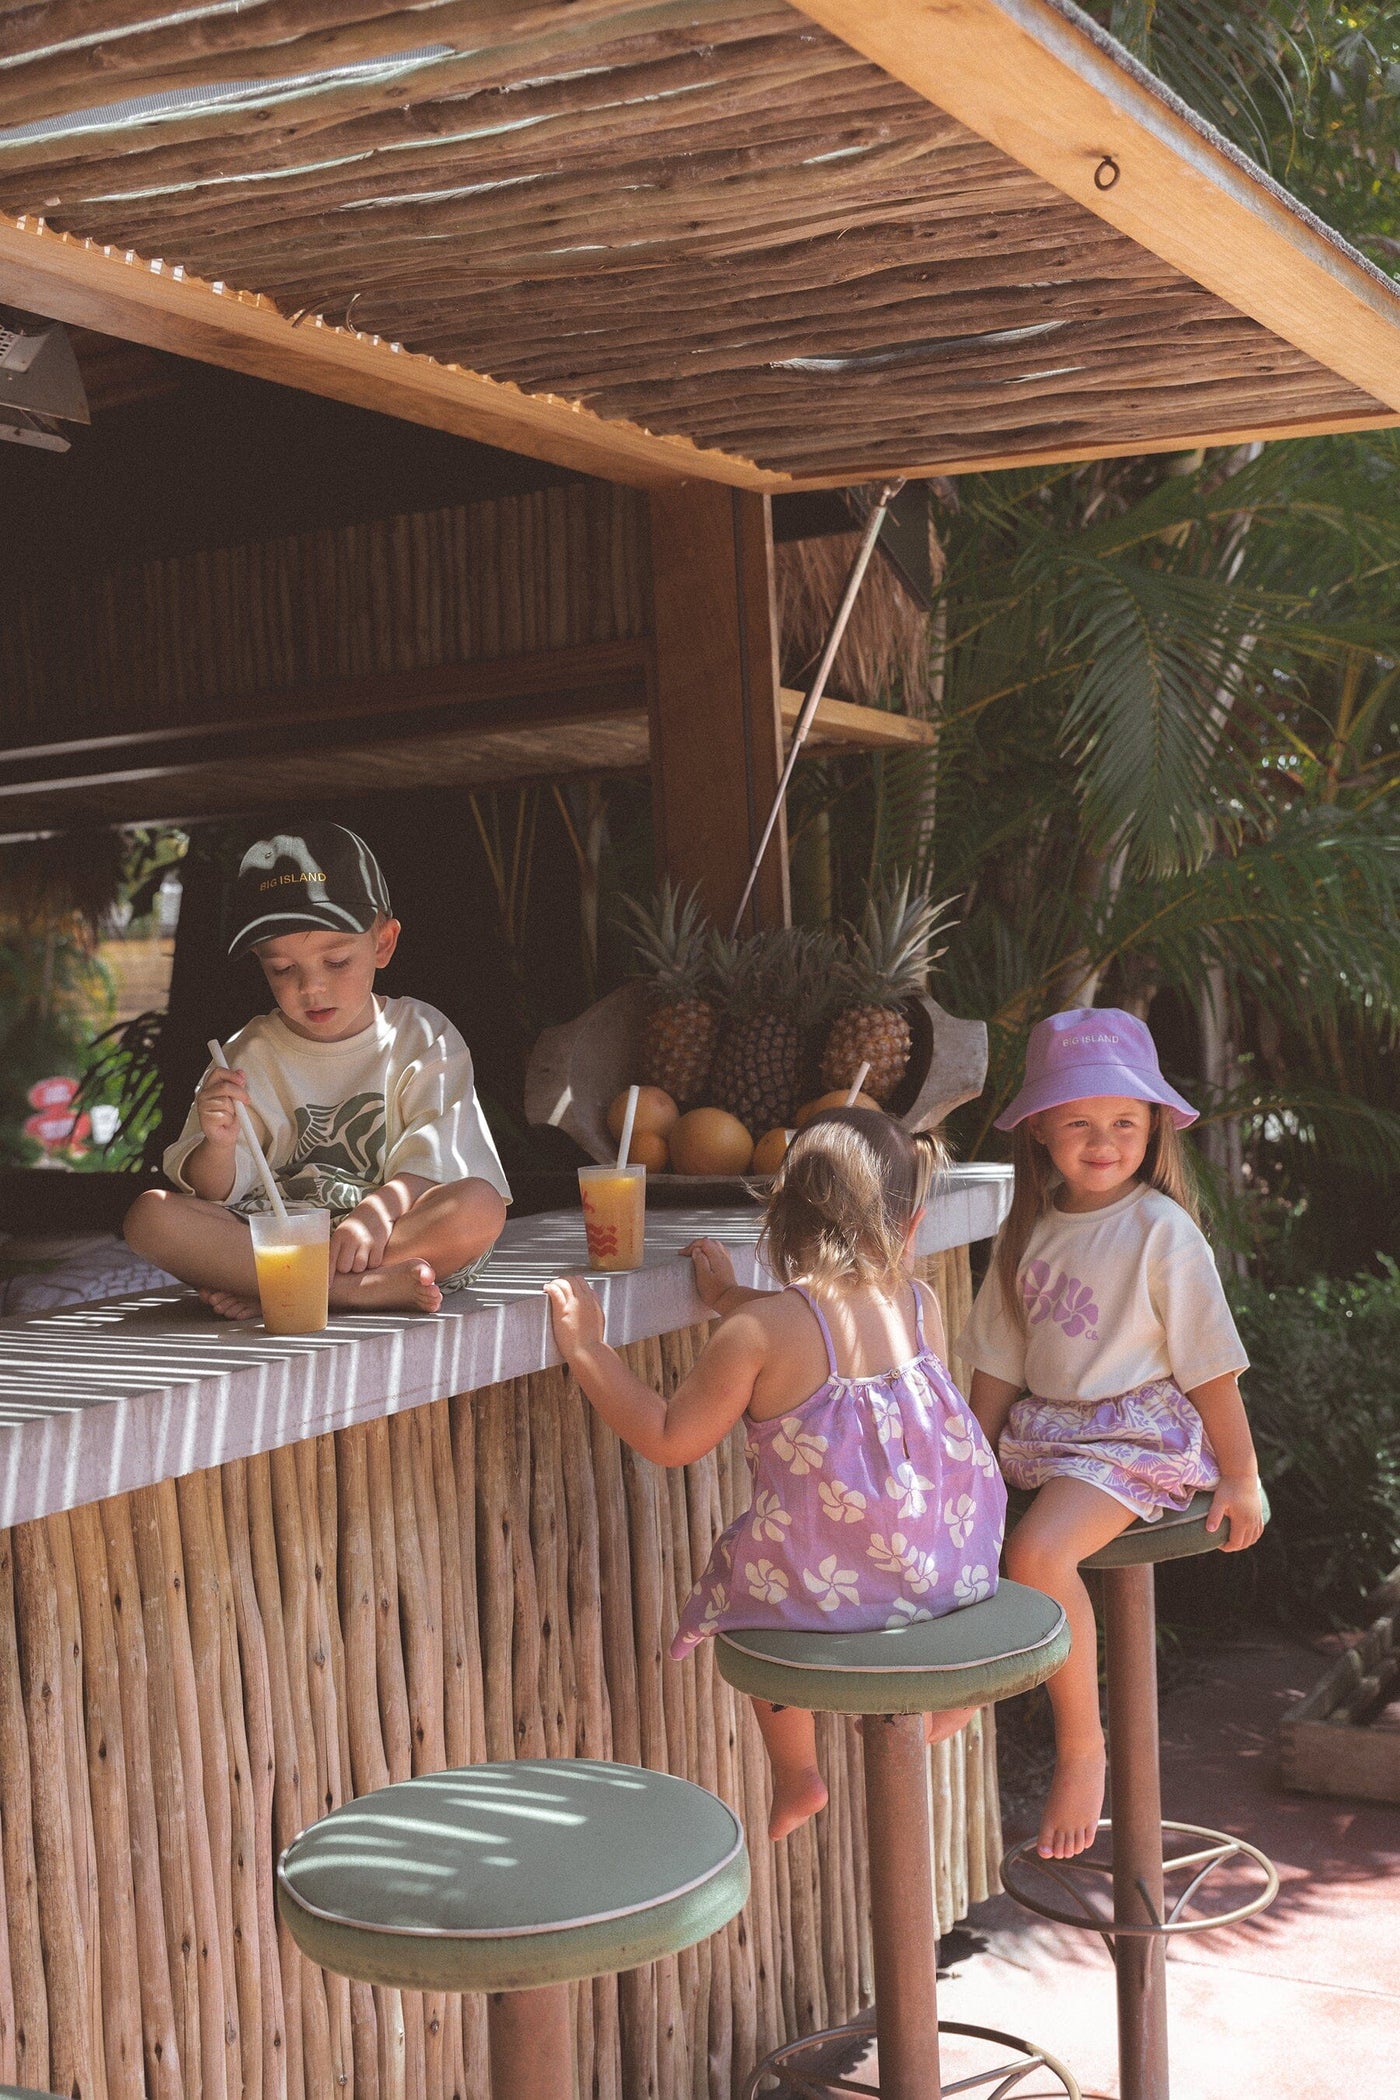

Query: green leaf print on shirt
left=237, top=1093, right=387, bottom=1219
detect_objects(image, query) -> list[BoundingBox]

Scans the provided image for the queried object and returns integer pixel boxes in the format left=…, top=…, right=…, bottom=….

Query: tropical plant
left=1087, top=2, right=1400, bottom=276
left=790, top=427, right=1400, bottom=1271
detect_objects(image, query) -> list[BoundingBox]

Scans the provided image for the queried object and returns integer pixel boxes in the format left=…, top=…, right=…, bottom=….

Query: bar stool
left=277, top=1757, right=749, bottom=2100
left=716, top=1580, right=1080, bottom=2100
left=1000, top=1490, right=1278, bottom=2100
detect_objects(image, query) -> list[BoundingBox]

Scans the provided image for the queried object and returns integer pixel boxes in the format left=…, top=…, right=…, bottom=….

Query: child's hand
left=1205, top=1473, right=1265, bottom=1552
left=195, top=1067, right=248, bottom=1149
left=330, top=1201, right=393, bottom=1274
left=685, top=1238, right=736, bottom=1311
left=544, top=1274, right=605, bottom=1356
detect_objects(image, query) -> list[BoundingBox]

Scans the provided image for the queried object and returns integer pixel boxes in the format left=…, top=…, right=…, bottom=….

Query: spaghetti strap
left=910, top=1278, right=927, bottom=1353
left=791, top=1286, right=839, bottom=1380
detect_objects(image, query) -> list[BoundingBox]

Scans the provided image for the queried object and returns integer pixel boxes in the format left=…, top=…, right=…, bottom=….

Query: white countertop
left=0, top=1166, right=1012, bottom=1528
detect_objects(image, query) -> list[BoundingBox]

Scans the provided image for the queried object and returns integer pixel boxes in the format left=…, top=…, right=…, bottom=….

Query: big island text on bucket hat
left=994, top=1008, right=1198, bottom=1132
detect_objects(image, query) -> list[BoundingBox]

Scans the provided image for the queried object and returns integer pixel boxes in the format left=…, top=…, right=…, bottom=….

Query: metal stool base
left=1000, top=1817, right=1279, bottom=1953
left=741, top=2013, right=1081, bottom=2098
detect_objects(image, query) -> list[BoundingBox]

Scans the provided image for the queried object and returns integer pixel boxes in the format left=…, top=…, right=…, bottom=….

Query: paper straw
left=845, top=1061, right=872, bottom=1107
left=206, top=1039, right=289, bottom=1221
left=616, top=1084, right=640, bottom=1169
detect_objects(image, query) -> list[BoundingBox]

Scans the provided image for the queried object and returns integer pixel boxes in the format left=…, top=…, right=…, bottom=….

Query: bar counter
left=0, top=1167, right=1011, bottom=2100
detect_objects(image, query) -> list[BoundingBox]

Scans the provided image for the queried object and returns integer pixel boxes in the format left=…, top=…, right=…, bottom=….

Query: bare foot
left=330, top=1260, right=443, bottom=1316
left=925, top=1706, right=977, bottom=1746
left=768, top=1765, right=828, bottom=1843
left=1037, top=1744, right=1107, bottom=1859
left=200, top=1288, right=261, bottom=1321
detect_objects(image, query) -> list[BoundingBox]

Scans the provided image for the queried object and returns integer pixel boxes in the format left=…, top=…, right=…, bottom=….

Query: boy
left=125, top=823, right=509, bottom=1317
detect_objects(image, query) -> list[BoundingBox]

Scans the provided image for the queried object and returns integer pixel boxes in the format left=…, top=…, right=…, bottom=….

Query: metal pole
left=862, top=1712, right=942, bottom=2100
left=487, top=1982, right=577, bottom=2100
left=728, top=478, right=905, bottom=938
left=1103, top=1564, right=1170, bottom=2100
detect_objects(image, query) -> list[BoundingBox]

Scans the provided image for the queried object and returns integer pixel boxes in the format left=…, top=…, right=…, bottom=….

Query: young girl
left=545, top=1108, right=1007, bottom=1842
left=957, top=1009, right=1264, bottom=1864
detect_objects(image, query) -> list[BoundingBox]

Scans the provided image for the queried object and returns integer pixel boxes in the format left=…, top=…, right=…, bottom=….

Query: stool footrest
left=740, top=2013, right=1081, bottom=2098
left=1000, top=1818, right=1278, bottom=1945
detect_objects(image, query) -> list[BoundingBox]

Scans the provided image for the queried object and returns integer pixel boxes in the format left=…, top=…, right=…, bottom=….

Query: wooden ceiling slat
left=0, top=0, right=699, bottom=128
left=7, top=40, right=895, bottom=209
left=0, top=0, right=795, bottom=148
left=67, top=102, right=949, bottom=244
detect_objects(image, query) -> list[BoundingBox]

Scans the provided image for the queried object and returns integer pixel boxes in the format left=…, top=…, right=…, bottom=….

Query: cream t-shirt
left=955, top=1183, right=1246, bottom=1403
left=164, top=996, right=511, bottom=1216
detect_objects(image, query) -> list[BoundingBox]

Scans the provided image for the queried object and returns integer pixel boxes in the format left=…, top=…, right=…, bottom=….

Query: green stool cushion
left=277, top=1759, right=749, bottom=1995
left=1007, top=1486, right=1270, bottom=1568
left=714, top=1580, right=1068, bottom=1715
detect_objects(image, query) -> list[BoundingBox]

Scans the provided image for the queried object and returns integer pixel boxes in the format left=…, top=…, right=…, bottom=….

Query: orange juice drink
left=578, top=1163, right=646, bottom=1272
left=248, top=1207, right=330, bottom=1334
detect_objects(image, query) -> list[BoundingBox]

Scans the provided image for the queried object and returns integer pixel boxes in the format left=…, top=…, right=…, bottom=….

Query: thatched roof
left=2, top=0, right=1397, bottom=489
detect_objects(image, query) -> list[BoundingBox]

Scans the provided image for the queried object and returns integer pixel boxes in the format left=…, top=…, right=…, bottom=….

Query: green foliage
left=1233, top=1268, right=1400, bottom=1625
left=68, top=1010, right=166, bottom=1173
left=1092, top=2, right=1400, bottom=276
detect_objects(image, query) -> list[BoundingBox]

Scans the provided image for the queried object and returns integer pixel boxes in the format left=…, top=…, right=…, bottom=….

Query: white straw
left=845, top=1061, right=872, bottom=1107
left=207, top=1039, right=289, bottom=1221
left=616, top=1084, right=640, bottom=1169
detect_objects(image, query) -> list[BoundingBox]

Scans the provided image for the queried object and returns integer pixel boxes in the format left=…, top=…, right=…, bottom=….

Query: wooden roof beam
left=0, top=210, right=787, bottom=491
left=794, top=0, right=1400, bottom=416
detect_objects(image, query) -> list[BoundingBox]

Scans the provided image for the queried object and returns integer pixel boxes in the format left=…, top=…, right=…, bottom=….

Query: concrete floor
left=936, top=1639, right=1400, bottom=2099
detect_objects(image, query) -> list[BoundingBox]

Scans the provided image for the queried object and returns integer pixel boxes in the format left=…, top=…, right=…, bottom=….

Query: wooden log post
left=648, top=485, right=790, bottom=933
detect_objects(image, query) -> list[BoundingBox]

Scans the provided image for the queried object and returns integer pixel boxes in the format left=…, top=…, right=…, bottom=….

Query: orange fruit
left=752, top=1127, right=793, bottom=1175
left=794, top=1090, right=880, bottom=1128
left=626, top=1129, right=669, bottom=1172
left=669, top=1107, right=754, bottom=1176
left=607, top=1085, right=679, bottom=1142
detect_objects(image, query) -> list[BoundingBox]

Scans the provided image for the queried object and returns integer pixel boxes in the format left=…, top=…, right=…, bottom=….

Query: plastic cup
left=248, top=1205, right=331, bottom=1334
left=578, top=1163, right=646, bottom=1272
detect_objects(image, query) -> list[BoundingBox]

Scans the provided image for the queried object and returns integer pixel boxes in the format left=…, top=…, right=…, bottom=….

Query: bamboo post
left=49, top=1511, right=109, bottom=2094
left=0, top=1531, right=50, bottom=2090
left=13, top=1520, right=97, bottom=2100
left=69, top=1503, right=146, bottom=2100
left=221, top=1462, right=294, bottom=2098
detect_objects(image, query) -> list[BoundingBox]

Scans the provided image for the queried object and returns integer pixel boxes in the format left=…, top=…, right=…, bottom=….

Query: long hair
left=994, top=1106, right=1198, bottom=1327
left=761, top=1108, right=944, bottom=1288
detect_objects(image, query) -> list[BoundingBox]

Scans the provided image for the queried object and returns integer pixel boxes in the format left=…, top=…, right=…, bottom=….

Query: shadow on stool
left=718, top=1580, right=1081, bottom=2100
left=276, top=1758, right=749, bottom=2100
left=1000, top=1489, right=1278, bottom=2100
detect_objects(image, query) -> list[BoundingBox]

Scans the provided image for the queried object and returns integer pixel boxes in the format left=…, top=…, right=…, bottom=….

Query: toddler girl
left=957, top=1009, right=1264, bottom=1863
left=546, top=1108, right=1006, bottom=1841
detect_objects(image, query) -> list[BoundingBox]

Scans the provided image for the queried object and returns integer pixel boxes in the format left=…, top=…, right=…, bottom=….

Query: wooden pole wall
left=0, top=1247, right=995, bottom=2099
left=0, top=484, right=650, bottom=750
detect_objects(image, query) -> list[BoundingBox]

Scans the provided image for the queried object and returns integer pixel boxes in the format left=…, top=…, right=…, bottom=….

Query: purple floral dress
left=671, top=1284, right=1008, bottom=1657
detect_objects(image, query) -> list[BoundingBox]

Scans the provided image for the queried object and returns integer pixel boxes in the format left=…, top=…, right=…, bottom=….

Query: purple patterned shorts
left=998, top=1377, right=1219, bottom=1524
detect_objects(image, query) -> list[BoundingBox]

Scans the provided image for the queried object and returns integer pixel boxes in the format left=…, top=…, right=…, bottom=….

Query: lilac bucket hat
left=995, top=1008, right=1198, bottom=1131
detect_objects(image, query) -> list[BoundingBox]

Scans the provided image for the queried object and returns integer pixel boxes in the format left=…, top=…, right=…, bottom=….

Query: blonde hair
left=761, top=1109, right=945, bottom=1289
left=994, top=1104, right=1198, bottom=1328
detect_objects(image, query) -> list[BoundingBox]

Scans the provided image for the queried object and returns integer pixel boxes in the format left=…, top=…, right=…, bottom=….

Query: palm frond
left=1088, top=807, right=1400, bottom=1021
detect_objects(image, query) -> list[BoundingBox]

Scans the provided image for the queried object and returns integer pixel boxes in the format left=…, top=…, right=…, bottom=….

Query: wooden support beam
left=0, top=212, right=783, bottom=492
left=794, top=0, right=1400, bottom=416
left=781, top=690, right=936, bottom=749
left=648, top=485, right=790, bottom=932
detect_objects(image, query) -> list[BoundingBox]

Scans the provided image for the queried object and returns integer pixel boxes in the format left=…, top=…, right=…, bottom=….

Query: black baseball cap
left=227, top=823, right=392, bottom=959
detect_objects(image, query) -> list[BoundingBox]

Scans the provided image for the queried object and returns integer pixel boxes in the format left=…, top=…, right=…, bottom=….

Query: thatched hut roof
left=1, top=0, right=1397, bottom=488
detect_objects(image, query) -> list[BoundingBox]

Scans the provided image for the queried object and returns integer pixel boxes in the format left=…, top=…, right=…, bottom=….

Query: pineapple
left=821, top=879, right=955, bottom=1105
left=708, top=927, right=819, bottom=1134
left=617, top=882, right=718, bottom=1109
